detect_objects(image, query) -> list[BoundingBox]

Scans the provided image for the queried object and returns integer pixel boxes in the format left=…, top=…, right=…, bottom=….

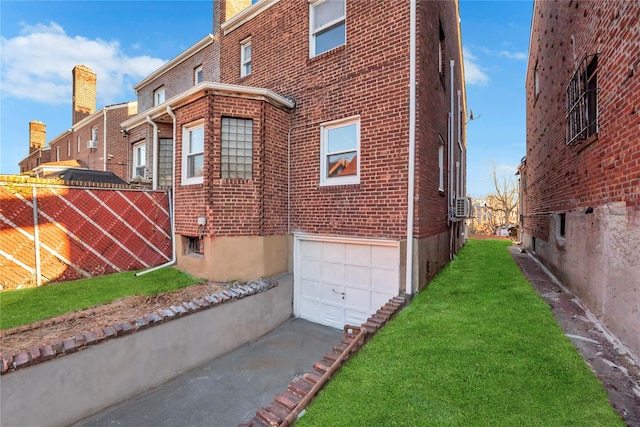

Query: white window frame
left=240, top=38, right=252, bottom=77
left=319, top=116, right=360, bottom=186
left=77, top=136, right=81, bottom=153
left=133, top=141, right=146, bottom=178
left=91, top=126, right=98, bottom=144
left=56, top=146, right=60, bottom=162
left=309, top=0, right=346, bottom=58
left=194, top=65, right=203, bottom=85
left=181, top=119, right=205, bottom=185
left=154, top=86, right=166, bottom=106
left=67, top=140, right=71, bottom=157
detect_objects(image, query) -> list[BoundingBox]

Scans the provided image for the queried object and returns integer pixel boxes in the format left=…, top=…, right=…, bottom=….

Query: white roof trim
left=221, top=0, right=282, bottom=35
left=133, top=34, right=214, bottom=90
left=121, top=82, right=295, bottom=130
left=72, top=101, right=137, bottom=130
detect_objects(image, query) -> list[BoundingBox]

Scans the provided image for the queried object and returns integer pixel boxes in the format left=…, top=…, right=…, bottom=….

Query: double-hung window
left=320, top=116, right=360, bottom=186
left=310, top=0, right=346, bottom=57
left=566, top=54, right=598, bottom=145
left=194, top=65, right=203, bottom=84
left=182, top=120, right=205, bottom=185
left=154, top=86, right=166, bottom=106
left=133, top=142, right=146, bottom=178
left=221, top=117, right=253, bottom=179
left=240, top=38, right=252, bottom=77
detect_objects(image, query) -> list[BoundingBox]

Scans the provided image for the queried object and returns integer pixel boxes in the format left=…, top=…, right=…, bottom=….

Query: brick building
left=123, top=0, right=467, bottom=329
left=18, top=65, right=137, bottom=181
left=524, top=0, right=640, bottom=358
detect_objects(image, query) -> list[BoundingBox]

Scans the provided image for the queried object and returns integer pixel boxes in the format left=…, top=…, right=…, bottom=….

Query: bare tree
left=485, top=169, right=519, bottom=229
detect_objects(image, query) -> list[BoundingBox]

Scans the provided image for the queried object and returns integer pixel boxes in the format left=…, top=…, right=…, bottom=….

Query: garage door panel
left=371, top=245, right=398, bottom=267
left=322, top=261, right=345, bottom=283
left=301, top=278, right=322, bottom=299
left=371, top=267, right=398, bottom=292
left=345, top=244, right=369, bottom=263
left=321, top=285, right=345, bottom=305
left=301, top=240, right=322, bottom=259
left=345, top=265, right=370, bottom=287
left=345, top=287, right=371, bottom=312
left=371, top=291, right=393, bottom=310
left=322, top=242, right=345, bottom=261
left=321, top=304, right=344, bottom=329
left=344, top=309, right=369, bottom=327
left=301, top=259, right=321, bottom=278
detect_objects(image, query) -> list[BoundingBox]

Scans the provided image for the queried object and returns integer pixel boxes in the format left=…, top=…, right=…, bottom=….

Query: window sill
left=575, top=133, right=598, bottom=153
left=318, top=183, right=361, bottom=191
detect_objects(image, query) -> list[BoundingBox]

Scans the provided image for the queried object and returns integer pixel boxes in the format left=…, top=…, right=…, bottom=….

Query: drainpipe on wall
left=449, top=59, right=456, bottom=259
left=103, top=109, right=108, bottom=172
left=135, top=106, right=177, bottom=277
left=405, top=0, right=417, bottom=296
left=146, top=115, right=159, bottom=191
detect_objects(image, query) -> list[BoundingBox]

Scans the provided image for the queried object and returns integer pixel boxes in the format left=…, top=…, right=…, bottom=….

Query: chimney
left=72, top=65, right=97, bottom=125
left=213, top=0, right=252, bottom=33
left=29, top=121, right=46, bottom=153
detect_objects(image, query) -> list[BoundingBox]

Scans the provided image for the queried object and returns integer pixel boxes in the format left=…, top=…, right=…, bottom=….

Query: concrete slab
left=72, top=318, right=341, bottom=427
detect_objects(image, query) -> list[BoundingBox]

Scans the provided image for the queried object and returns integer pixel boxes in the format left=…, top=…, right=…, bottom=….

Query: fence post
left=32, top=185, right=42, bottom=286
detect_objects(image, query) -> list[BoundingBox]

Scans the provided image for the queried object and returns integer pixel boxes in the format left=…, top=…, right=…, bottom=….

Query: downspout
left=405, top=0, right=417, bottom=296
left=103, top=109, right=108, bottom=171
left=449, top=59, right=455, bottom=259
left=146, top=115, right=159, bottom=190
left=135, top=106, right=177, bottom=276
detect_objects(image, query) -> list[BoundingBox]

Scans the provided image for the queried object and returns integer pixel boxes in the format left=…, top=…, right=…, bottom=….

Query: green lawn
left=297, top=239, right=622, bottom=426
left=0, top=267, right=204, bottom=330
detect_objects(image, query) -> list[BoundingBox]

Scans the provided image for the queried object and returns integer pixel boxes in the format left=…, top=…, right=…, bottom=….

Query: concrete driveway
left=73, top=318, right=341, bottom=427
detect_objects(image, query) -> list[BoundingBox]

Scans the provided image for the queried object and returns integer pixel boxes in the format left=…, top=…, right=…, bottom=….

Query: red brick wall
left=525, top=0, right=640, bottom=240
left=137, top=44, right=217, bottom=113
left=214, top=0, right=462, bottom=240
left=72, top=65, right=97, bottom=125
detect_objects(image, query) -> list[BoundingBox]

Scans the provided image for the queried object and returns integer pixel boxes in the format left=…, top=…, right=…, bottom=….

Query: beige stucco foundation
left=523, top=202, right=640, bottom=360
left=177, top=234, right=289, bottom=281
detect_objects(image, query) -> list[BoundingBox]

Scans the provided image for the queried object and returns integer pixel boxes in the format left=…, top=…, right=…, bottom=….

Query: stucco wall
left=524, top=202, right=640, bottom=360
left=0, top=275, right=293, bottom=427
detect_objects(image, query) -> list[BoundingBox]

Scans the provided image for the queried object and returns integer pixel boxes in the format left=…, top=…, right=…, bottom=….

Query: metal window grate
left=566, top=54, right=598, bottom=145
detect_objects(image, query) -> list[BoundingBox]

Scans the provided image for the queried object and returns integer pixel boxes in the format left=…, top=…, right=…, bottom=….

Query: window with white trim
left=320, top=116, right=360, bottom=186
left=77, top=136, right=81, bottom=153
left=91, top=126, right=98, bottom=144
left=133, top=141, right=146, bottom=178
left=240, top=38, right=252, bottom=77
left=182, top=120, right=205, bottom=185
left=56, top=146, right=60, bottom=161
left=154, top=86, right=166, bottom=106
left=439, top=21, right=446, bottom=84
left=310, top=0, right=346, bottom=57
left=67, top=140, right=71, bottom=157
left=221, top=117, right=253, bottom=179
left=194, top=65, right=203, bottom=85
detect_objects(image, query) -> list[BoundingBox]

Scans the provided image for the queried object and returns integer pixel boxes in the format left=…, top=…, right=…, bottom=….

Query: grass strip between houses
left=297, top=239, right=622, bottom=426
left=0, top=267, right=204, bottom=330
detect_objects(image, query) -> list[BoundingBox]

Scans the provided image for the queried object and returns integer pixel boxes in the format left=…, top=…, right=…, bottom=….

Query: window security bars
left=566, top=54, right=598, bottom=145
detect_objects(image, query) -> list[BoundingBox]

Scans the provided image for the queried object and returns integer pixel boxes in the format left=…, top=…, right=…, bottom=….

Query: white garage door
left=294, top=234, right=400, bottom=329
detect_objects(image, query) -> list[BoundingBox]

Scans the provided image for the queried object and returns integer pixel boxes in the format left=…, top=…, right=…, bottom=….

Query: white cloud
left=1, top=22, right=166, bottom=105
left=499, top=50, right=527, bottom=61
left=463, top=47, right=489, bottom=86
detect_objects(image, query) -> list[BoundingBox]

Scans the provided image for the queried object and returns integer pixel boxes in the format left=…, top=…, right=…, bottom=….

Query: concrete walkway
left=73, top=318, right=342, bottom=427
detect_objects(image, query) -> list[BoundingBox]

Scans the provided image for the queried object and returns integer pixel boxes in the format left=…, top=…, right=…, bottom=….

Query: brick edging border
left=0, top=279, right=277, bottom=375
left=239, top=295, right=409, bottom=427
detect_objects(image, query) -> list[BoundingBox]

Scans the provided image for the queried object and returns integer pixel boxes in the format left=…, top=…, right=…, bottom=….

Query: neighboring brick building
left=524, top=0, right=640, bottom=358
left=18, top=65, right=138, bottom=181
left=123, top=0, right=467, bottom=329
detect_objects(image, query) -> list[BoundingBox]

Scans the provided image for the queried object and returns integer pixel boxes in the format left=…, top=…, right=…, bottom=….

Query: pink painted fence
left=0, top=176, right=172, bottom=290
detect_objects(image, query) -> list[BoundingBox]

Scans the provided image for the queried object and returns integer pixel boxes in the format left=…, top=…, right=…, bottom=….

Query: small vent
left=455, top=197, right=472, bottom=218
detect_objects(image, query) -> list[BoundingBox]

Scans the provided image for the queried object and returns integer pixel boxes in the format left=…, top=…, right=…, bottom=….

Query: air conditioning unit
left=87, top=140, right=97, bottom=150
left=455, top=197, right=472, bottom=218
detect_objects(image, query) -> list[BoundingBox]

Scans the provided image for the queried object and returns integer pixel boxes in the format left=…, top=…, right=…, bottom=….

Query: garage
left=294, top=234, right=400, bottom=329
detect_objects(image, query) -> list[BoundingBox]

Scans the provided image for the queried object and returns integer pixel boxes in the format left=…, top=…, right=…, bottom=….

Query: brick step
left=303, top=371, right=323, bottom=384
left=288, top=377, right=314, bottom=397
left=322, top=351, right=340, bottom=364
left=313, top=360, right=331, bottom=374
left=274, top=390, right=303, bottom=410
left=256, top=407, right=280, bottom=426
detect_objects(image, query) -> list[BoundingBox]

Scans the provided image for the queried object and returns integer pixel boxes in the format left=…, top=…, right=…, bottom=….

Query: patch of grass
left=297, top=239, right=622, bottom=426
left=0, top=267, right=204, bottom=330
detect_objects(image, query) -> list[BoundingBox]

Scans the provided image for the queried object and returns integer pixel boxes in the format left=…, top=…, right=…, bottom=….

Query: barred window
left=566, top=54, right=598, bottom=145
left=221, top=117, right=253, bottom=179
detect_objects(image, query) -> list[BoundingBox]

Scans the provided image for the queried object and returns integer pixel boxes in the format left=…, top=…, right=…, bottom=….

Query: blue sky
left=0, top=0, right=532, bottom=198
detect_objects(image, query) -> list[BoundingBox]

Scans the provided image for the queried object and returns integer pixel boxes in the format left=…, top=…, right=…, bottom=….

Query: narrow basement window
left=559, top=213, right=566, bottom=237
left=186, top=236, right=204, bottom=255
